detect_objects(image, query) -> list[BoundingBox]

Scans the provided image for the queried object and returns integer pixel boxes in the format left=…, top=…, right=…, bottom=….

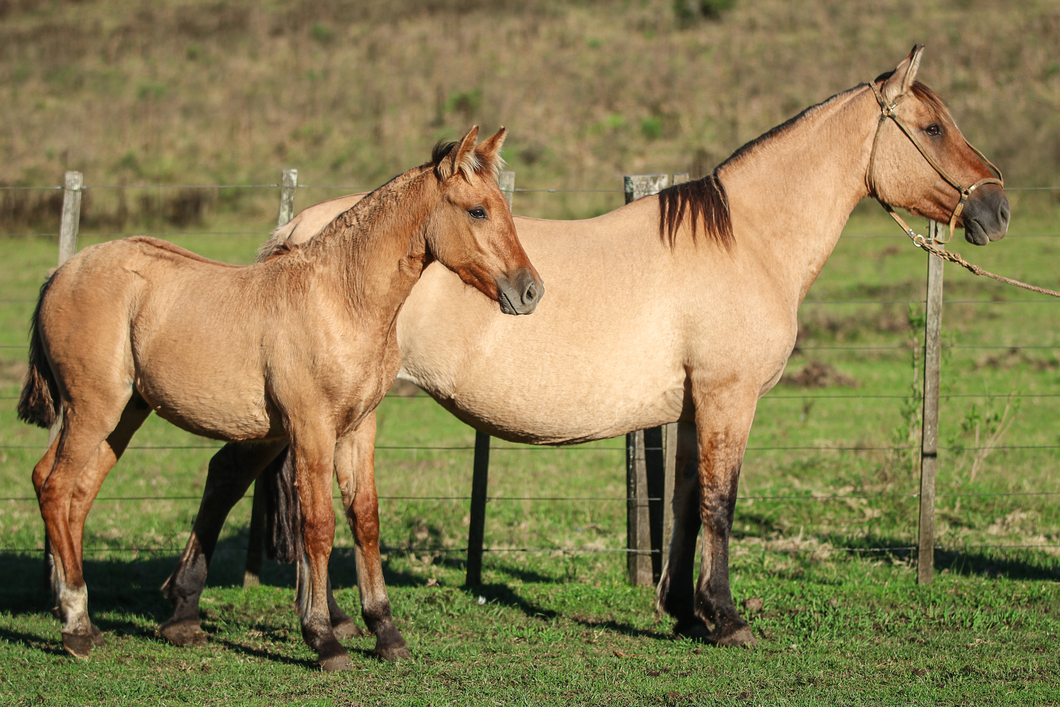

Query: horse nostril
left=998, top=200, right=1011, bottom=225
left=524, top=281, right=538, bottom=304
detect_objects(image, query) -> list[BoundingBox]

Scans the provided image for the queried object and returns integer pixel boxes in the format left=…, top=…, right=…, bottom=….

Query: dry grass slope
left=2, top=0, right=1059, bottom=227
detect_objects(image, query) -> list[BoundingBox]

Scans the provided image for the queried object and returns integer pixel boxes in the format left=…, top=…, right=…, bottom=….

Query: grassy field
left=1, top=190, right=1058, bottom=704
left=2, top=0, right=1060, bottom=704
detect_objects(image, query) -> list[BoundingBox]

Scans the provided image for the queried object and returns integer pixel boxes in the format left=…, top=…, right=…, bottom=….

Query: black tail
left=17, top=276, right=60, bottom=429
left=263, top=446, right=302, bottom=563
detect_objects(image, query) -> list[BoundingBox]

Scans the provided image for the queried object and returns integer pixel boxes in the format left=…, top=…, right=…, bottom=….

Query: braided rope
left=913, top=236, right=1060, bottom=298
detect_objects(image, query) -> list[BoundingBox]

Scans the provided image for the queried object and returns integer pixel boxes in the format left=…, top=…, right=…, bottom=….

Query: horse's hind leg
left=334, top=414, right=409, bottom=662
left=36, top=397, right=135, bottom=658
left=59, top=395, right=151, bottom=647
left=159, top=438, right=287, bottom=647
left=656, top=421, right=710, bottom=640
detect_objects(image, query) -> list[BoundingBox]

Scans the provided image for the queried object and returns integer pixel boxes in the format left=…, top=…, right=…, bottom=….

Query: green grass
left=1, top=191, right=1060, bottom=703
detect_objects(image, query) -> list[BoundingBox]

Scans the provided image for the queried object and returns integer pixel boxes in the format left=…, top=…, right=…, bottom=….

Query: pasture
left=1, top=0, right=1059, bottom=702
left=1, top=182, right=1058, bottom=704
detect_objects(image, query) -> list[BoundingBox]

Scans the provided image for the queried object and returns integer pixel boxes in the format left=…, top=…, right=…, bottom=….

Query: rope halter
left=867, top=81, right=1004, bottom=245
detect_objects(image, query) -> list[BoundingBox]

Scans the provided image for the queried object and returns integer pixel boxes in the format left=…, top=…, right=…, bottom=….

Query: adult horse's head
left=868, top=45, right=1009, bottom=246
left=427, top=126, right=543, bottom=315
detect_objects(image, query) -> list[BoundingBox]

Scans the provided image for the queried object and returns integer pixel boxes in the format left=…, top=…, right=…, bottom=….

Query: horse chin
left=963, top=220, right=991, bottom=246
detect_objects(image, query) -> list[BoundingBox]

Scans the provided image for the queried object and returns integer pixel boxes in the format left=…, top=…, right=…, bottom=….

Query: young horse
left=167, top=46, right=1009, bottom=652
left=18, top=126, right=543, bottom=670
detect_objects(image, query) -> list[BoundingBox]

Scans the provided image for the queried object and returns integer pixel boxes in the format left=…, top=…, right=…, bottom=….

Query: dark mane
left=432, top=140, right=459, bottom=164
left=658, top=79, right=919, bottom=250
left=657, top=172, right=734, bottom=250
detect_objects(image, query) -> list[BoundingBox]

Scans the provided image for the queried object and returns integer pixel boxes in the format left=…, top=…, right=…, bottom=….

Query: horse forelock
left=431, top=139, right=503, bottom=182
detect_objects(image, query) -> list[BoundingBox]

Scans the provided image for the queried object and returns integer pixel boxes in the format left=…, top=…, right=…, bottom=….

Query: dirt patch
left=781, top=360, right=858, bottom=388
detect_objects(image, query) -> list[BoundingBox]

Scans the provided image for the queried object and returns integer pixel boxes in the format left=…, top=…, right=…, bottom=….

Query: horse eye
left=468, top=207, right=487, bottom=220
left=925, top=123, right=942, bottom=137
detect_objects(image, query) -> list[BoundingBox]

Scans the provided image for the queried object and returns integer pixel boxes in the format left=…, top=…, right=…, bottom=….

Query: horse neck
left=296, top=167, right=438, bottom=326
left=720, top=85, right=878, bottom=304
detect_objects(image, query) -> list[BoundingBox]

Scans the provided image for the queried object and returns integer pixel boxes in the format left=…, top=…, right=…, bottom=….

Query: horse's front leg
left=659, top=390, right=758, bottom=647
left=692, top=389, right=758, bottom=646
left=290, top=429, right=350, bottom=671
left=334, top=413, right=410, bottom=661
left=159, top=439, right=287, bottom=647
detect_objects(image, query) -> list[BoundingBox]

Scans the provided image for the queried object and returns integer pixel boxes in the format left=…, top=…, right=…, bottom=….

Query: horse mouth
left=964, top=219, right=990, bottom=246
left=497, top=271, right=544, bottom=315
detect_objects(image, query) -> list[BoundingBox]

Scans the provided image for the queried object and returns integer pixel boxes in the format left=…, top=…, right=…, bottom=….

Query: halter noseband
left=867, top=82, right=1004, bottom=244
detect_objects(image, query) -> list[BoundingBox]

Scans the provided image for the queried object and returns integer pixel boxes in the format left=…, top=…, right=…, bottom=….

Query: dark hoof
left=159, top=619, right=208, bottom=647
left=376, top=643, right=412, bottom=663
left=319, top=651, right=352, bottom=672
left=61, top=631, right=95, bottom=659
left=331, top=618, right=363, bottom=640
left=673, top=619, right=711, bottom=642
left=714, top=624, right=757, bottom=648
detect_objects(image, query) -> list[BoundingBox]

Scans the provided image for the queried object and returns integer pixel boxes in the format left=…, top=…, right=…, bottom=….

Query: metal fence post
left=464, top=170, right=515, bottom=586
left=623, top=173, right=670, bottom=586
left=918, top=220, right=944, bottom=584
left=244, top=168, right=299, bottom=589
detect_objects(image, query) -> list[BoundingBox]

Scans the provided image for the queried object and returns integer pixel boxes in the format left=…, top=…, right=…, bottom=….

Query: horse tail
left=17, top=276, right=60, bottom=429
left=263, top=445, right=302, bottom=563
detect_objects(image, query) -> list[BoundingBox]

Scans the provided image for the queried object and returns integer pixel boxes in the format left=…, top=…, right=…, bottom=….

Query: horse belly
left=132, top=337, right=277, bottom=441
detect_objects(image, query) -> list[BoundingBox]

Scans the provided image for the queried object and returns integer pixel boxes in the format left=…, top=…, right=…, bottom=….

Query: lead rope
left=904, top=225, right=1060, bottom=298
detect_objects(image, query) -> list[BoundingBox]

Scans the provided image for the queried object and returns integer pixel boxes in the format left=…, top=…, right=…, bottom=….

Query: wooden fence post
left=917, top=220, right=944, bottom=584
left=48, top=171, right=84, bottom=448
left=244, top=168, right=299, bottom=589
left=463, top=171, right=515, bottom=586
left=58, top=171, right=83, bottom=267
left=623, top=174, right=670, bottom=586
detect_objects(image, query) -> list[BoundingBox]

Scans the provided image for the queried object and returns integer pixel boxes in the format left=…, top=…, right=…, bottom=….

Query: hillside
left=2, top=0, right=1058, bottom=227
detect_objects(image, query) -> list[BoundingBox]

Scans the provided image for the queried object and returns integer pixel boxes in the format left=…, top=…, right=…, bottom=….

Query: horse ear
left=438, top=126, right=481, bottom=181
left=474, top=127, right=507, bottom=174
left=881, top=44, right=925, bottom=105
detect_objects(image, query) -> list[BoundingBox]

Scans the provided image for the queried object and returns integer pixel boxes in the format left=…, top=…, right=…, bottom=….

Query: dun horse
left=175, top=47, right=1007, bottom=656
left=18, top=127, right=543, bottom=670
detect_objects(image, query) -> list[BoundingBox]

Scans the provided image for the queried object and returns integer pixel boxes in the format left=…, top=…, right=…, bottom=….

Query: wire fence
left=1, top=175, right=1059, bottom=571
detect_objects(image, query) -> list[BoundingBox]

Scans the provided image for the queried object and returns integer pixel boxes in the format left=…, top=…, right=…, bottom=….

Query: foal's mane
left=658, top=79, right=945, bottom=251
left=259, top=138, right=501, bottom=263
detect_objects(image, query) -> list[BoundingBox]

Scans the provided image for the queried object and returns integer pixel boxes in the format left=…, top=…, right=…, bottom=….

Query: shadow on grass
left=459, top=582, right=666, bottom=642
left=803, top=529, right=1060, bottom=581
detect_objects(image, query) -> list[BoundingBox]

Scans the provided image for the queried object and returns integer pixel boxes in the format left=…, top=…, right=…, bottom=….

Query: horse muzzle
left=962, top=186, right=1010, bottom=246
left=496, top=268, right=544, bottom=315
